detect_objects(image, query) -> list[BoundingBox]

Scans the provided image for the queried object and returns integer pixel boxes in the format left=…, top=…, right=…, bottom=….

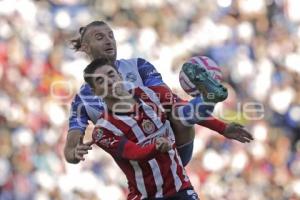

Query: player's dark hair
left=84, top=58, right=114, bottom=88
left=70, top=21, right=108, bottom=51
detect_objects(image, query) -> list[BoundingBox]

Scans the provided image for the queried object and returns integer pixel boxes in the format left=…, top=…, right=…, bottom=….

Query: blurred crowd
left=0, top=0, right=300, bottom=199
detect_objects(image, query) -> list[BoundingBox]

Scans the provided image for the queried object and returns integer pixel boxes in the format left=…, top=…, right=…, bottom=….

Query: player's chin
left=104, top=52, right=116, bottom=60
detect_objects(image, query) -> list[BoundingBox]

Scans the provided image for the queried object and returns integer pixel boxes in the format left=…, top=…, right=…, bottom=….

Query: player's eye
left=95, top=33, right=103, bottom=40
left=95, top=77, right=104, bottom=84
left=107, top=70, right=115, bottom=77
left=109, top=32, right=114, bottom=39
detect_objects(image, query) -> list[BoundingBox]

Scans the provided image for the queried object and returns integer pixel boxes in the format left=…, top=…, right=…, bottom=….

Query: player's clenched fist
left=155, top=137, right=172, bottom=153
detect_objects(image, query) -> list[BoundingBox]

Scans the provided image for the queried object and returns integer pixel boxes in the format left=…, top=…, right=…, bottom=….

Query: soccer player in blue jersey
left=64, top=21, right=253, bottom=164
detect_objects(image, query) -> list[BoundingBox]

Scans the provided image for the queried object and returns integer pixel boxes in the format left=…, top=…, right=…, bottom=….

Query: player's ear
left=80, top=42, right=90, bottom=54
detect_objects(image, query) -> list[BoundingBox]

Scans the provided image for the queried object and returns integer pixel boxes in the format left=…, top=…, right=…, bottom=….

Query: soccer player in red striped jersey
left=84, top=58, right=200, bottom=200
left=83, top=58, right=252, bottom=200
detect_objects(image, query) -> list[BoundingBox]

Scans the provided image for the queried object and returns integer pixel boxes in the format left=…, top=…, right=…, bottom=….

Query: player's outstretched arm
left=149, top=85, right=254, bottom=144
left=64, top=130, right=93, bottom=164
left=197, top=117, right=253, bottom=143
left=222, top=122, right=253, bottom=143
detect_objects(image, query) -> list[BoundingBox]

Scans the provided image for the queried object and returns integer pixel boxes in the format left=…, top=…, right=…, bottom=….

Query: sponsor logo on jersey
left=125, top=72, right=137, bottom=82
left=141, top=119, right=155, bottom=135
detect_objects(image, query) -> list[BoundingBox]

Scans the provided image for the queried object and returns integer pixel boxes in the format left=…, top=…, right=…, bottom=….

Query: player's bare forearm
left=64, top=130, right=93, bottom=163
left=65, top=130, right=93, bottom=163
left=168, top=108, right=253, bottom=144
left=64, top=130, right=82, bottom=163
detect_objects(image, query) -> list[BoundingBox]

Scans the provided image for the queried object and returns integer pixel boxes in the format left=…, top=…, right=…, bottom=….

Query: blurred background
left=1, top=0, right=300, bottom=199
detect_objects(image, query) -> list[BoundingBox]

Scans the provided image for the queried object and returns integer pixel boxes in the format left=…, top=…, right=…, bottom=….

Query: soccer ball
left=179, top=56, right=223, bottom=96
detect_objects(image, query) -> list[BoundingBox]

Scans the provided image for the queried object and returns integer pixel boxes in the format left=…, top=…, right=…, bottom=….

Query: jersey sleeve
left=198, top=116, right=227, bottom=134
left=68, top=94, right=89, bottom=133
left=148, top=86, right=227, bottom=132
left=92, top=127, right=159, bottom=161
left=137, top=58, right=164, bottom=86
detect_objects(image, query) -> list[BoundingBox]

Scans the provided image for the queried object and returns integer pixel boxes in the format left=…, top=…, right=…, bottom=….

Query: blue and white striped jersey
left=68, top=58, right=164, bottom=133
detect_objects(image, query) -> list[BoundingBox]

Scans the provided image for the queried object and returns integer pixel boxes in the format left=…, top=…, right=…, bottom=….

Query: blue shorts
left=177, top=141, right=194, bottom=167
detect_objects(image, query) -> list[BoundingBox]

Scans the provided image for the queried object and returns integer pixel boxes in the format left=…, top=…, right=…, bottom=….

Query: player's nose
left=107, top=78, right=114, bottom=86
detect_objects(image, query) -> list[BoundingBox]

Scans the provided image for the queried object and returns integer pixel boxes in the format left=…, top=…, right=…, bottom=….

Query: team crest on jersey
left=141, top=119, right=155, bottom=135
left=125, top=72, right=137, bottom=82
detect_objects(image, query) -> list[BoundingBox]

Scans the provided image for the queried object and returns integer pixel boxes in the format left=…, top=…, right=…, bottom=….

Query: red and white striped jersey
left=92, top=86, right=192, bottom=200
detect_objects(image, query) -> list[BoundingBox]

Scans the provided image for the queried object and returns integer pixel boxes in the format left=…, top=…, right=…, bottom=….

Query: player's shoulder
left=76, top=83, right=95, bottom=99
left=71, top=83, right=102, bottom=105
left=116, top=58, right=150, bottom=68
left=70, top=84, right=90, bottom=104
left=117, top=57, right=147, bottom=62
left=116, top=58, right=138, bottom=65
left=79, top=83, right=92, bottom=93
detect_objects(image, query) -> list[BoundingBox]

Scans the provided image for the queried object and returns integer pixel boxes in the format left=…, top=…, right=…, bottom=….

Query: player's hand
left=74, top=136, right=94, bottom=161
left=155, top=137, right=172, bottom=153
left=223, top=122, right=254, bottom=143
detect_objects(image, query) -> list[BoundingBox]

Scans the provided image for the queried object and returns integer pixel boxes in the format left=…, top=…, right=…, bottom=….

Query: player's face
left=92, top=65, right=123, bottom=98
left=84, top=25, right=117, bottom=61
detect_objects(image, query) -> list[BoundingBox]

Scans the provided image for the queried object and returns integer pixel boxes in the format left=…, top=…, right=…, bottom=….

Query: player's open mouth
left=105, top=48, right=114, bottom=53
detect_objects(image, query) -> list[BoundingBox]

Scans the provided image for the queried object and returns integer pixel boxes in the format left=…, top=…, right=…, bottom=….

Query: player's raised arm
left=138, top=58, right=164, bottom=86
